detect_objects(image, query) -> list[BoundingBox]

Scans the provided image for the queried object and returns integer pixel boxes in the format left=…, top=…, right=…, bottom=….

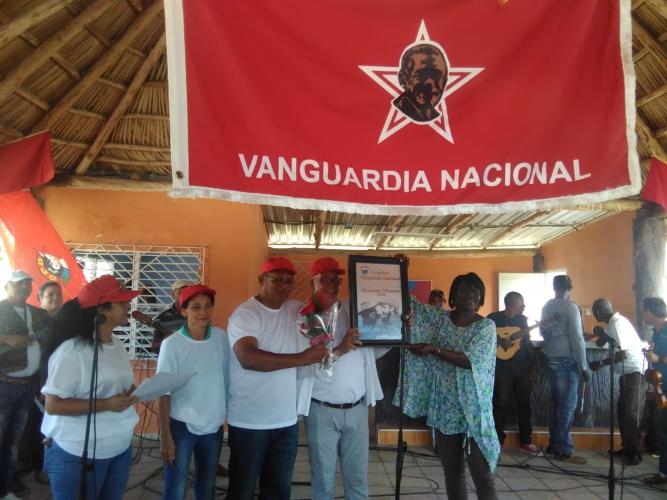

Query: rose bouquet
left=298, top=292, right=339, bottom=377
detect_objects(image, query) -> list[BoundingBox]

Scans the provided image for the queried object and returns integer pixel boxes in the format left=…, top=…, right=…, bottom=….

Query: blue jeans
left=0, top=382, right=34, bottom=496
left=43, top=441, right=132, bottom=500
left=545, top=356, right=580, bottom=456
left=227, top=423, right=298, bottom=500
left=163, top=419, right=222, bottom=500
left=305, top=402, right=369, bottom=500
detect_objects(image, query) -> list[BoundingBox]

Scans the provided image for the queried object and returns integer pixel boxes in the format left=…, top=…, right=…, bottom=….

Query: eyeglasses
left=264, top=275, right=294, bottom=285
left=318, top=277, right=343, bottom=286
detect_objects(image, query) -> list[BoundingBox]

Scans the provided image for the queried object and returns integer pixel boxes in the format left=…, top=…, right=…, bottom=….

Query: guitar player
left=150, top=279, right=193, bottom=354
left=488, top=291, right=539, bottom=455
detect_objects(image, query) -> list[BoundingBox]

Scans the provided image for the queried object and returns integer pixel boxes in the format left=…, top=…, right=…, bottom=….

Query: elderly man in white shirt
left=298, top=257, right=388, bottom=500
left=589, top=298, right=645, bottom=466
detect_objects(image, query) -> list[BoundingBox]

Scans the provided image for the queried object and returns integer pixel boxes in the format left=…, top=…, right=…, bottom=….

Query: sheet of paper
left=133, top=372, right=195, bottom=402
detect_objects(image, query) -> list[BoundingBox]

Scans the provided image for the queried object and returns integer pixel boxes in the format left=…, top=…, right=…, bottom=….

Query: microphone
left=594, top=326, right=608, bottom=347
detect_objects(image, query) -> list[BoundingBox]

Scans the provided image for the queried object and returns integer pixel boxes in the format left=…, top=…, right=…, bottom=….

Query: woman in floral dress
left=398, top=272, right=499, bottom=500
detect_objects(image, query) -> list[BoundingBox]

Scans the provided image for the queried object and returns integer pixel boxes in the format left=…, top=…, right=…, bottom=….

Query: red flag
left=0, top=191, right=87, bottom=305
left=166, top=0, right=640, bottom=214
left=0, top=132, right=54, bottom=194
left=642, top=158, right=667, bottom=210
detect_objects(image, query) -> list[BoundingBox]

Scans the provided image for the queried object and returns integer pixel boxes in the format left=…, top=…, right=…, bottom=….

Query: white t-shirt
left=41, top=336, right=138, bottom=459
left=156, top=326, right=229, bottom=435
left=227, top=298, right=301, bottom=429
left=606, top=312, right=644, bottom=375
left=8, top=306, right=41, bottom=377
left=311, top=302, right=366, bottom=404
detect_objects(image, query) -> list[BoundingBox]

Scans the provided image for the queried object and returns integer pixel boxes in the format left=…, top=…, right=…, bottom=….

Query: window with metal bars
left=70, top=244, right=206, bottom=359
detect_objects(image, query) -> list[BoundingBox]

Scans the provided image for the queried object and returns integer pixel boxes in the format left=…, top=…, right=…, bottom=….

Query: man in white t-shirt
left=298, top=257, right=386, bottom=500
left=590, top=298, right=645, bottom=466
left=227, top=257, right=326, bottom=500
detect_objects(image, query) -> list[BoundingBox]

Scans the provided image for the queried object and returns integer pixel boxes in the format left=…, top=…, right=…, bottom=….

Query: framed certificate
left=348, top=255, right=409, bottom=345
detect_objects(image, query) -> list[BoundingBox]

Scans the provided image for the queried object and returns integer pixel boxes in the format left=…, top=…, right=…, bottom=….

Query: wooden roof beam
left=374, top=216, right=403, bottom=250
left=637, top=114, right=667, bottom=163
left=85, top=24, right=111, bottom=48
left=30, top=0, right=163, bottom=133
left=0, top=124, right=23, bottom=139
left=637, top=82, right=667, bottom=108
left=428, top=213, right=474, bottom=250
left=632, top=18, right=667, bottom=73
left=643, top=0, right=667, bottom=18
left=51, top=53, right=81, bottom=80
left=0, top=0, right=65, bottom=47
left=482, top=211, right=547, bottom=249
left=313, top=211, right=325, bottom=249
left=75, top=33, right=166, bottom=174
left=0, top=0, right=115, bottom=103
left=15, top=88, right=49, bottom=111
left=126, top=0, right=144, bottom=13
left=98, top=77, right=127, bottom=92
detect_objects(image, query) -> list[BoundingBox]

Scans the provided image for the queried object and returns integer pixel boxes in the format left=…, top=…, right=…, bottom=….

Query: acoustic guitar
left=495, top=315, right=558, bottom=361
left=643, top=348, right=667, bottom=410
left=131, top=311, right=173, bottom=352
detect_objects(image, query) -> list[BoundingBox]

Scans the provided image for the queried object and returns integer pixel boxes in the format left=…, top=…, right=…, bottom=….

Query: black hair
left=181, top=292, right=215, bottom=310
left=51, top=299, right=112, bottom=345
left=553, top=275, right=573, bottom=292
left=448, top=272, right=485, bottom=309
left=38, top=281, right=61, bottom=300
left=643, top=297, right=667, bottom=319
left=504, top=291, right=523, bottom=308
left=429, top=289, right=445, bottom=299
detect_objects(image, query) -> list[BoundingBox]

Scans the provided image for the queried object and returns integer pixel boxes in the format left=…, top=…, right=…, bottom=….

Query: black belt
left=311, top=397, right=364, bottom=410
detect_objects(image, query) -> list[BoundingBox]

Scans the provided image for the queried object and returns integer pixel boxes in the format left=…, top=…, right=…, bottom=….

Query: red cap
left=77, top=275, right=142, bottom=309
left=310, top=257, right=345, bottom=278
left=261, top=257, right=296, bottom=275
left=179, top=284, right=216, bottom=307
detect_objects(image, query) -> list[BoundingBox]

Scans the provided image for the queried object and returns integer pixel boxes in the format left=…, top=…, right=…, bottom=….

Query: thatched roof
left=0, top=0, right=665, bottom=251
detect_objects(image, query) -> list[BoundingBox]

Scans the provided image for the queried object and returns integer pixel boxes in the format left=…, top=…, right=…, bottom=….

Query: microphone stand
left=605, top=336, right=617, bottom=500
left=394, top=312, right=410, bottom=500
left=79, top=314, right=105, bottom=500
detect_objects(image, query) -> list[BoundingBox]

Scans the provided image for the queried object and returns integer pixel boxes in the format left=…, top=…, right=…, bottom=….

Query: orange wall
left=283, top=253, right=534, bottom=316
left=36, top=187, right=268, bottom=328
left=541, top=211, right=636, bottom=326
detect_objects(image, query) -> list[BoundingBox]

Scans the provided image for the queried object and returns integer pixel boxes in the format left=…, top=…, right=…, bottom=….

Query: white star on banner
left=359, top=20, right=484, bottom=144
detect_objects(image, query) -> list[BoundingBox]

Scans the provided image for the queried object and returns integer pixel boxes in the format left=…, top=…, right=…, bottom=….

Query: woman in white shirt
left=157, top=284, right=229, bottom=500
left=41, top=275, right=141, bottom=500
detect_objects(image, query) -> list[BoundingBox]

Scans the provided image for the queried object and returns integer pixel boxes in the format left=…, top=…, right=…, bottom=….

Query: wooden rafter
left=374, top=216, right=403, bottom=250
left=51, top=53, right=81, bottom=80
left=0, top=0, right=114, bottom=102
left=15, top=88, right=49, bottom=110
left=75, top=33, right=166, bottom=174
left=126, top=0, right=144, bottom=13
left=633, top=18, right=667, bottom=72
left=637, top=114, right=667, bottom=163
left=313, top=211, right=325, bottom=249
left=0, top=0, right=65, bottom=47
left=482, top=212, right=547, bottom=249
left=31, top=0, right=163, bottom=133
left=643, top=0, right=667, bottom=18
left=636, top=82, right=667, bottom=108
left=428, top=214, right=473, bottom=250
left=0, top=124, right=23, bottom=139
left=50, top=175, right=170, bottom=191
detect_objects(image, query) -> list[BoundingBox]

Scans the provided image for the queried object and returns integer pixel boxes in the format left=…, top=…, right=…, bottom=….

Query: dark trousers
left=617, top=372, right=642, bottom=457
left=493, top=367, right=532, bottom=445
left=227, top=423, right=298, bottom=500
left=659, top=406, right=667, bottom=476
left=0, top=382, right=34, bottom=496
left=436, top=431, right=497, bottom=500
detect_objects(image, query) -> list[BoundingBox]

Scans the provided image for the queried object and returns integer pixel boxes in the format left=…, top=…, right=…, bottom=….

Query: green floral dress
left=394, top=297, right=500, bottom=471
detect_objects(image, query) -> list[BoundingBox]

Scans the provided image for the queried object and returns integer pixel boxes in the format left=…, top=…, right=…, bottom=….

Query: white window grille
left=70, top=244, right=206, bottom=359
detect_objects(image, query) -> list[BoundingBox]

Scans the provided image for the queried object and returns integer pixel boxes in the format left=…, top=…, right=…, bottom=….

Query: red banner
left=642, top=158, right=667, bottom=210
left=0, top=131, right=54, bottom=194
left=0, top=191, right=87, bottom=305
left=165, top=0, right=639, bottom=214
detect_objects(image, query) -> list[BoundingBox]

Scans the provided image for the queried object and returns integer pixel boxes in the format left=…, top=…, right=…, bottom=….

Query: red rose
left=300, top=300, right=316, bottom=316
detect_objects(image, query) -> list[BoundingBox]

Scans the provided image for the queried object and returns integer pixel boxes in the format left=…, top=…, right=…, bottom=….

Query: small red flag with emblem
left=0, top=131, right=54, bottom=194
left=0, top=191, right=87, bottom=305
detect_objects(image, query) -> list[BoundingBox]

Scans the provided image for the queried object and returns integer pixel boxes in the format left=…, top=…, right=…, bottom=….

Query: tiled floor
left=17, top=436, right=667, bottom=499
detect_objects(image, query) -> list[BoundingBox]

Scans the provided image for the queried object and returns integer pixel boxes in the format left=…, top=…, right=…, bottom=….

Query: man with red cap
left=226, top=257, right=327, bottom=500
left=297, top=257, right=387, bottom=500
